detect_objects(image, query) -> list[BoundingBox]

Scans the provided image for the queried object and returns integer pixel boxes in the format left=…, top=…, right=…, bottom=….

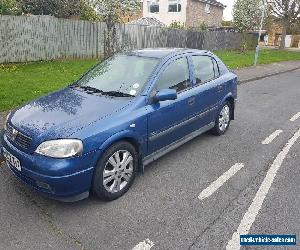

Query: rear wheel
left=92, top=141, right=138, bottom=201
left=211, top=102, right=231, bottom=136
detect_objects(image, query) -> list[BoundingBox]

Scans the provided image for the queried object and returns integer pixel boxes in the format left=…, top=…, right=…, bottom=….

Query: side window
left=192, top=56, right=215, bottom=85
left=212, top=58, right=220, bottom=78
left=155, top=57, right=190, bottom=92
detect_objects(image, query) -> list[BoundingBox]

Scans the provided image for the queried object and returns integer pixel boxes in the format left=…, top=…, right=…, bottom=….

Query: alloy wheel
left=219, top=105, right=230, bottom=132
left=103, top=150, right=134, bottom=193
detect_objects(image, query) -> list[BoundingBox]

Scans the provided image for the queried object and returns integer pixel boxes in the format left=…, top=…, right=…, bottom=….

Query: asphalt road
left=0, top=69, right=299, bottom=250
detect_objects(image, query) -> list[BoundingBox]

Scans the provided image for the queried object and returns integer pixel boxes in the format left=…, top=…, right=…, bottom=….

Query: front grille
left=6, top=123, right=32, bottom=149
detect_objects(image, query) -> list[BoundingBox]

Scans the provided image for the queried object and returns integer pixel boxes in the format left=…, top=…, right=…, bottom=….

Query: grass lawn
left=215, top=49, right=300, bottom=69
left=0, top=59, right=99, bottom=112
left=0, top=49, right=300, bottom=112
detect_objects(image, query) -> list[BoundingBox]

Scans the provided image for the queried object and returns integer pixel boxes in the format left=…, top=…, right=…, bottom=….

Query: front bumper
left=2, top=133, right=99, bottom=201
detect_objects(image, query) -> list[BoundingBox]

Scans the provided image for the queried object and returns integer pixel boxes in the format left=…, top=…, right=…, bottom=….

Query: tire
left=211, top=102, right=231, bottom=136
left=92, top=141, right=138, bottom=201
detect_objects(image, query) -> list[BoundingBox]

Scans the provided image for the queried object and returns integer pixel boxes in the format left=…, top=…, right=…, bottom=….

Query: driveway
left=0, top=69, right=299, bottom=250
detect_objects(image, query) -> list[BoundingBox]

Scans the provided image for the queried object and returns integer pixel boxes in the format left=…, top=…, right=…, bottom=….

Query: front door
left=147, top=56, right=195, bottom=154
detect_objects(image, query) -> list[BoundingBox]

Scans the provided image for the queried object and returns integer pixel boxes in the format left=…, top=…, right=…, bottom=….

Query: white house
left=142, top=0, right=226, bottom=27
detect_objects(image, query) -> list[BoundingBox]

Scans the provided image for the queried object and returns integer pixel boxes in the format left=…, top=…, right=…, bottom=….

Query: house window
left=148, top=0, right=159, bottom=13
left=168, top=0, right=182, bottom=12
left=205, top=3, right=210, bottom=14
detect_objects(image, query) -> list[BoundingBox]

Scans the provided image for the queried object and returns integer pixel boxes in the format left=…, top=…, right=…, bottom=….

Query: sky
left=219, top=0, right=235, bottom=21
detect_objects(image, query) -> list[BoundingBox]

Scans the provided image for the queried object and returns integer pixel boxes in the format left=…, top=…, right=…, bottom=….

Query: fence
left=0, top=15, right=257, bottom=63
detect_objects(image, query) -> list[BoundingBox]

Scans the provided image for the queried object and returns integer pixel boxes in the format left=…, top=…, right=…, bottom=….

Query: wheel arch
left=98, top=130, right=145, bottom=172
left=222, top=94, right=235, bottom=120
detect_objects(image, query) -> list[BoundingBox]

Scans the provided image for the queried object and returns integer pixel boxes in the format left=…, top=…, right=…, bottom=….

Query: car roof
left=126, top=48, right=211, bottom=59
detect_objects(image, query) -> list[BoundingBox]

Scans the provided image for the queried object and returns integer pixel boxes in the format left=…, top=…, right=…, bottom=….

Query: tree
left=81, top=3, right=101, bottom=21
left=233, top=0, right=264, bottom=32
left=0, top=0, right=21, bottom=15
left=19, top=0, right=99, bottom=21
left=19, top=0, right=49, bottom=15
left=93, top=0, right=141, bottom=58
left=267, top=0, right=300, bottom=48
left=19, top=0, right=93, bottom=18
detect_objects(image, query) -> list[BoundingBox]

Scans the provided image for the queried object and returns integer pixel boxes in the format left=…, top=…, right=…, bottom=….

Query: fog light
left=36, top=181, right=51, bottom=191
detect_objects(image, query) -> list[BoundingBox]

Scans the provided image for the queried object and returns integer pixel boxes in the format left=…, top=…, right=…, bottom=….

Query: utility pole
left=254, top=0, right=267, bottom=66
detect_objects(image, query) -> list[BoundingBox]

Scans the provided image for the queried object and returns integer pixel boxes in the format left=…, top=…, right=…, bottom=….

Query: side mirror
left=154, top=89, right=177, bottom=103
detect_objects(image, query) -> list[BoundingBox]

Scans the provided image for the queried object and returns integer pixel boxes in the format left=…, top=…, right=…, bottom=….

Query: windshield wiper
left=73, top=85, right=134, bottom=97
left=102, top=91, right=134, bottom=97
left=78, top=86, right=104, bottom=94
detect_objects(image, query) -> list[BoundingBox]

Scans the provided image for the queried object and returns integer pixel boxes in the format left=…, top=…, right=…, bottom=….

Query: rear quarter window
left=214, top=57, right=229, bottom=76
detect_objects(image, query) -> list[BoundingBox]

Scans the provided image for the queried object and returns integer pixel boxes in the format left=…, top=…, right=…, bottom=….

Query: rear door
left=189, top=55, right=222, bottom=125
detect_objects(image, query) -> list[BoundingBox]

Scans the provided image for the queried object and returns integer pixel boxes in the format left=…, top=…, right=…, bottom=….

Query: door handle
left=188, top=97, right=196, bottom=106
left=217, top=85, right=224, bottom=92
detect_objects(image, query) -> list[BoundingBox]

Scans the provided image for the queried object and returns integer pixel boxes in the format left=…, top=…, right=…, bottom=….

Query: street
left=0, top=69, right=299, bottom=250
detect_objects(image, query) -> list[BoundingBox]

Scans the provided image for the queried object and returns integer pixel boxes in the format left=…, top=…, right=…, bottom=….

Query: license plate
left=3, top=147, right=21, bottom=171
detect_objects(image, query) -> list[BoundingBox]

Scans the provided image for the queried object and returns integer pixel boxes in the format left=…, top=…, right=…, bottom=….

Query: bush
left=198, top=21, right=208, bottom=31
left=0, top=0, right=21, bottom=15
left=169, top=20, right=185, bottom=29
left=221, top=20, right=234, bottom=27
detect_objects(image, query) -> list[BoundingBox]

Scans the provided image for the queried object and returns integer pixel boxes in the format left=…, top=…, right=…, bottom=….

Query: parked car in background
left=0, top=48, right=237, bottom=201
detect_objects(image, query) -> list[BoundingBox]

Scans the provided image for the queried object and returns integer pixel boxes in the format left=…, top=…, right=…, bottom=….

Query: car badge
left=12, top=128, right=18, bottom=140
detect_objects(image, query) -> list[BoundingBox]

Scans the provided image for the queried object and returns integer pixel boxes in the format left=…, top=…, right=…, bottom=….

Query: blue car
left=0, top=48, right=237, bottom=201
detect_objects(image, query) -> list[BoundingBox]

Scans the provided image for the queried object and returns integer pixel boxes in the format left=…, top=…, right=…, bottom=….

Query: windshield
left=77, top=55, right=159, bottom=97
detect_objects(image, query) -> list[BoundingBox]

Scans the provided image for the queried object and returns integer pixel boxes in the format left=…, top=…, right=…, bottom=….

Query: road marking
left=132, top=239, right=154, bottom=250
left=290, top=112, right=300, bottom=122
left=261, top=130, right=283, bottom=145
left=198, top=163, right=245, bottom=200
left=226, top=127, right=300, bottom=250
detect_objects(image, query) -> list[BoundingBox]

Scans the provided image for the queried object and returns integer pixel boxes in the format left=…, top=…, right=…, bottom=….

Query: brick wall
left=186, top=0, right=224, bottom=27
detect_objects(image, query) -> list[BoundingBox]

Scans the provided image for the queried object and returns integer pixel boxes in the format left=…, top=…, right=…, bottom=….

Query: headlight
left=4, top=112, right=11, bottom=130
left=35, top=139, right=83, bottom=158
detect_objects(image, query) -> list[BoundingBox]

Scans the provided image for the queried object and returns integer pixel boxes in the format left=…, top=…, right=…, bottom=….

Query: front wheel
left=92, top=141, right=138, bottom=201
left=211, top=102, right=231, bottom=136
